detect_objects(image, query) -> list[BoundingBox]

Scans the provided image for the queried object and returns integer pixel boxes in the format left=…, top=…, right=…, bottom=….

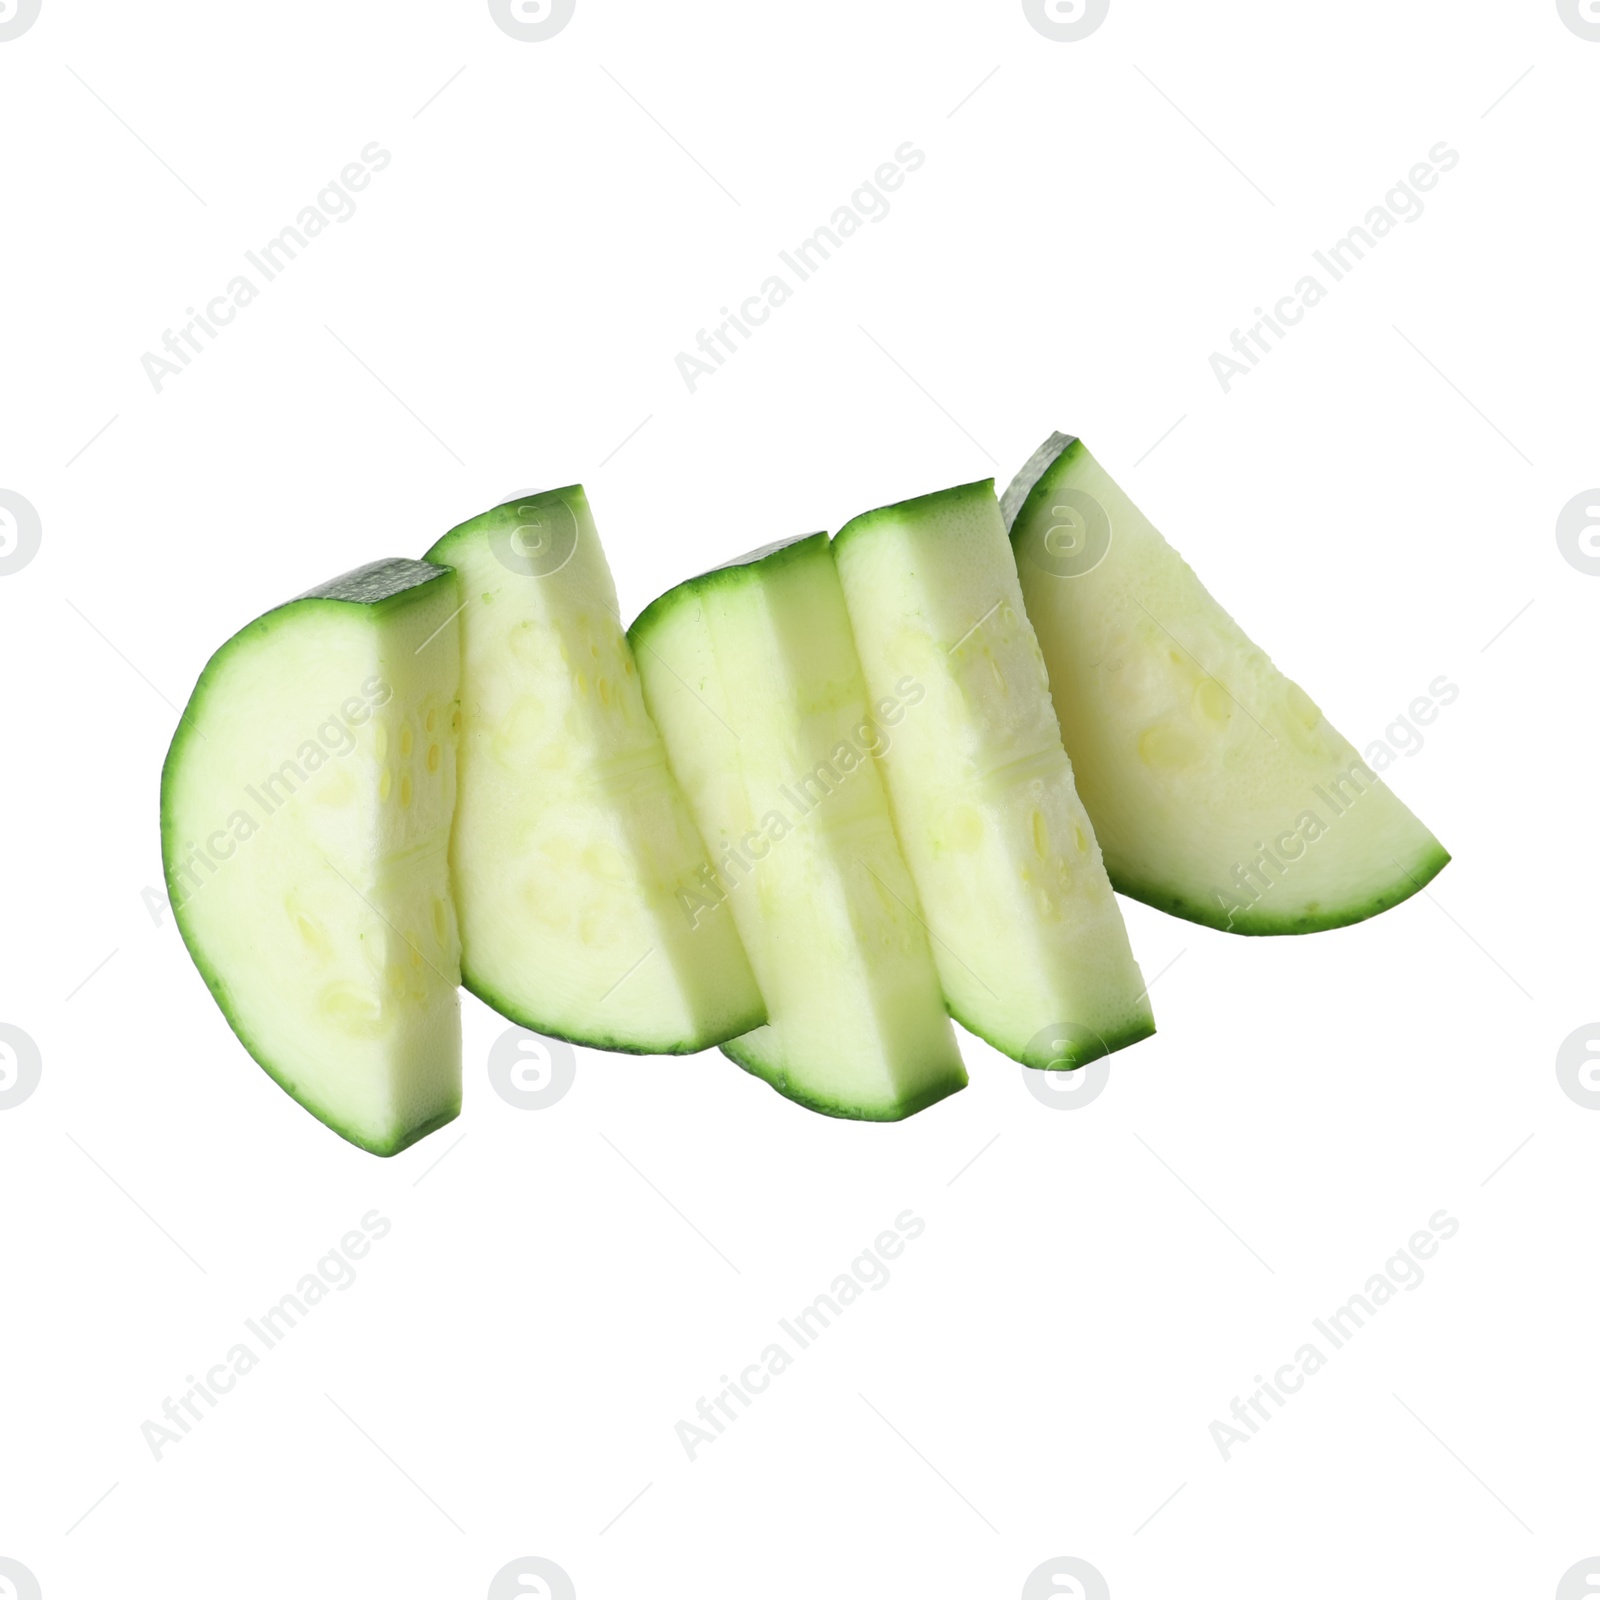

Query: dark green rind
left=1117, top=843, right=1452, bottom=936
left=628, top=532, right=831, bottom=646
left=832, top=479, right=997, bottom=552
left=463, top=968, right=766, bottom=1057
left=359, top=1102, right=461, bottom=1157
left=423, top=484, right=589, bottom=565
left=949, top=1004, right=1156, bottom=1071
left=1000, top=432, right=1081, bottom=534
left=160, top=562, right=460, bottom=1159
left=720, top=1038, right=967, bottom=1122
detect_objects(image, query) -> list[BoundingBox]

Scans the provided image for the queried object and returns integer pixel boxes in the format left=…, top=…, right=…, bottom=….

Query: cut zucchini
left=161, top=560, right=463, bottom=1155
left=630, top=534, right=967, bottom=1119
left=424, top=487, right=764, bottom=1053
left=1003, top=435, right=1449, bottom=934
left=834, top=480, right=1153, bottom=1067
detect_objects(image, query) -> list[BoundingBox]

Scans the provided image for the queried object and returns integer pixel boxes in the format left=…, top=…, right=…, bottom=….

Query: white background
left=2, top=2, right=1596, bottom=1597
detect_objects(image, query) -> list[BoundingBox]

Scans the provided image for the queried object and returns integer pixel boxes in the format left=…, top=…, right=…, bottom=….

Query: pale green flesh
left=425, top=488, right=764, bottom=1053
left=630, top=536, right=967, bottom=1119
left=834, top=482, right=1153, bottom=1067
left=161, top=564, right=463, bottom=1155
left=1005, top=439, right=1449, bottom=934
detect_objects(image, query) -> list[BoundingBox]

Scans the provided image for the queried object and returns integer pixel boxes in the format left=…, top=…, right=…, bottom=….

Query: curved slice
left=834, top=479, right=1153, bottom=1068
left=161, top=559, right=462, bottom=1155
left=1003, top=435, right=1448, bottom=934
left=630, top=534, right=967, bottom=1120
left=425, top=487, right=764, bottom=1054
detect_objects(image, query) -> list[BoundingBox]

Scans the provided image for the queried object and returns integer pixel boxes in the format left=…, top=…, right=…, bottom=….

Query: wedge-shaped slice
left=1003, top=434, right=1449, bottom=934
left=630, top=534, right=966, bottom=1119
left=162, top=560, right=463, bottom=1155
left=424, top=487, right=763, bottom=1053
left=834, top=481, right=1153, bottom=1067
